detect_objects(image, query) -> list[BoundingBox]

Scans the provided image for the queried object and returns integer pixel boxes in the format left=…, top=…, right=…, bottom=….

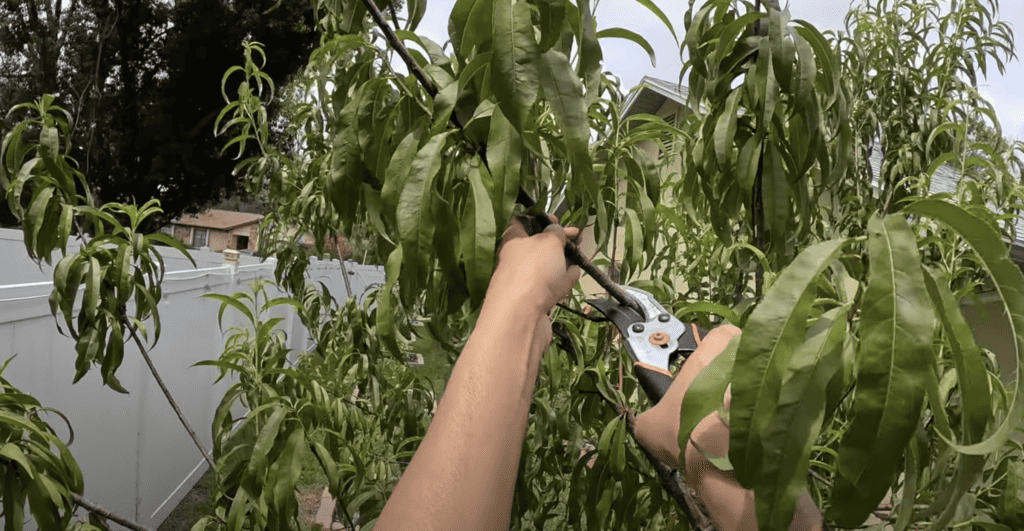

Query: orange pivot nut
left=648, top=331, right=670, bottom=347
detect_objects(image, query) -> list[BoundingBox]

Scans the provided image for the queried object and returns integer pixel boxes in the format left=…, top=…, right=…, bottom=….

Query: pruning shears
left=512, top=212, right=709, bottom=404
left=586, top=287, right=709, bottom=405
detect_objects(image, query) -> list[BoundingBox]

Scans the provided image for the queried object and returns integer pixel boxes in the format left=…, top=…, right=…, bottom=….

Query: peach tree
left=3, top=0, right=1024, bottom=530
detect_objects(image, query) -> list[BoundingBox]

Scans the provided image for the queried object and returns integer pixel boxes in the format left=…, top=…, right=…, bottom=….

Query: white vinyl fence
left=0, top=228, right=383, bottom=530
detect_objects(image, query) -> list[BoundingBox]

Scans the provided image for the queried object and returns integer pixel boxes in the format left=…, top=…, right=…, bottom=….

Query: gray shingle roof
left=866, top=145, right=1024, bottom=252
left=622, top=76, right=690, bottom=118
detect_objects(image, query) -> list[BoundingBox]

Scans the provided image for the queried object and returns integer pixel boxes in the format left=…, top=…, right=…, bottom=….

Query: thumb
left=543, top=222, right=568, bottom=244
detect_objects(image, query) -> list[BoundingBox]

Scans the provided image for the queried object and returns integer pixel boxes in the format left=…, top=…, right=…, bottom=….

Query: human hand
left=633, top=325, right=742, bottom=472
left=487, top=213, right=583, bottom=316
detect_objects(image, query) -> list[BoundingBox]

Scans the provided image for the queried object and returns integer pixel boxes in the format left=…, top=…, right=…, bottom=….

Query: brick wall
left=172, top=225, right=190, bottom=243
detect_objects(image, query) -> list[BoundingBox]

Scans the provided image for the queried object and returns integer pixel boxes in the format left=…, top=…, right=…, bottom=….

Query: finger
left=502, top=215, right=530, bottom=241
left=542, top=222, right=568, bottom=246
left=565, top=226, right=581, bottom=244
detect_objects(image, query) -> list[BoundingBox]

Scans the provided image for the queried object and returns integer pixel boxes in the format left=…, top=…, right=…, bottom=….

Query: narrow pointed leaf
left=730, top=238, right=848, bottom=487
left=536, top=49, right=594, bottom=200
left=596, top=28, right=657, bottom=67
left=491, top=0, right=540, bottom=131
left=461, top=158, right=496, bottom=307
left=828, top=215, right=935, bottom=526
left=757, top=306, right=848, bottom=530
left=904, top=199, right=1024, bottom=455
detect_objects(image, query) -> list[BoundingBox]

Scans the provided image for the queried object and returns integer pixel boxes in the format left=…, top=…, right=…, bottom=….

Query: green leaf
left=679, top=336, right=739, bottom=465
left=101, top=324, right=128, bottom=394
left=904, top=199, right=1024, bottom=455
left=630, top=0, right=676, bottom=42
left=449, top=0, right=494, bottom=57
left=675, top=301, right=741, bottom=326
left=623, top=209, right=641, bottom=279
left=536, top=49, right=594, bottom=201
left=729, top=238, right=848, bottom=487
left=26, top=186, right=55, bottom=260
left=922, top=267, right=990, bottom=445
left=114, top=244, right=133, bottom=306
left=382, top=130, right=423, bottom=214
left=486, top=107, right=522, bottom=229
left=270, top=423, right=305, bottom=511
left=0, top=444, right=36, bottom=479
left=146, top=233, right=196, bottom=268
left=376, top=246, right=404, bottom=358
left=406, top=0, right=427, bottom=31
left=595, top=28, right=656, bottom=67
left=828, top=215, right=936, bottom=527
left=491, top=0, right=540, bottom=131
left=757, top=306, right=848, bottom=531
left=83, top=256, right=101, bottom=322
left=460, top=158, right=496, bottom=307
left=202, top=293, right=256, bottom=330
left=576, top=0, right=602, bottom=104
left=57, top=204, right=73, bottom=255
left=763, top=141, right=790, bottom=261
left=246, top=406, right=288, bottom=486
left=536, top=0, right=566, bottom=52
left=713, top=89, right=742, bottom=174
left=397, top=133, right=449, bottom=297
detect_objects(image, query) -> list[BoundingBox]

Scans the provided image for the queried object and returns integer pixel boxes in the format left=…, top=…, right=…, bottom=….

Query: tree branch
left=124, top=318, right=216, bottom=468
left=358, top=0, right=436, bottom=97
left=71, top=493, right=157, bottom=531
left=617, top=404, right=716, bottom=531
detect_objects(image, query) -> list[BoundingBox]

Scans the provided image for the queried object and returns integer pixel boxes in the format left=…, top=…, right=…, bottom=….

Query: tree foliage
left=0, top=0, right=319, bottom=228
left=3, top=0, right=1024, bottom=530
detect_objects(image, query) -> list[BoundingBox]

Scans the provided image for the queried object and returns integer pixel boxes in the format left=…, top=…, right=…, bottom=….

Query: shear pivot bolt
left=658, top=313, right=670, bottom=322
left=631, top=323, right=645, bottom=333
left=649, top=332, right=670, bottom=347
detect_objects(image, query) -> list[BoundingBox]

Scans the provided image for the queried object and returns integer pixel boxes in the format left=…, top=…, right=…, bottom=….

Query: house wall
left=206, top=229, right=232, bottom=252
left=230, top=224, right=259, bottom=251
left=0, top=228, right=379, bottom=530
left=962, top=295, right=1017, bottom=385
left=173, top=224, right=191, bottom=244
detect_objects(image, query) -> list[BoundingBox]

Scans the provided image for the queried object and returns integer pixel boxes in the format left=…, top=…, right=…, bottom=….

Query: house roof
left=622, top=76, right=690, bottom=119
left=865, top=146, right=1024, bottom=254
left=172, top=209, right=264, bottom=231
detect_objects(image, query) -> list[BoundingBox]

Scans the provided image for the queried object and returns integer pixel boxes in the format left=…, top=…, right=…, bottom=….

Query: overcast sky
left=398, top=0, right=1024, bottom=141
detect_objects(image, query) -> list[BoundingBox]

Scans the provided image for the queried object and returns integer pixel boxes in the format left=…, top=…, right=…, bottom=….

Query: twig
left=617, top=404, right=716, bottom=531
left=124, top=318, right=216, bottom=468
left=358, top=0, right=436, bottom=97
left=71, top=493, right=157, bottom=531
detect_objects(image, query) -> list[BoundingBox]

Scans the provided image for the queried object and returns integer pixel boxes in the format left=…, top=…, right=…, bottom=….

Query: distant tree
left=0, top=0, right=319, bottom=229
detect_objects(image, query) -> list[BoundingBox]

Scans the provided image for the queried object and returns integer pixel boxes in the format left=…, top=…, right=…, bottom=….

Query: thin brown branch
left=124, top=318, right=216, bottom=468
left=71, top=493, right=157, bottom=531
left=617, top=404, right=716, bottom=531
left=358, top=0, right=436, bottom=97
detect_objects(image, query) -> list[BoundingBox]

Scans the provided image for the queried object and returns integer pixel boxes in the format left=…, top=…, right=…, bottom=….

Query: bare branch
left=71, top=493, right=157, bottom=531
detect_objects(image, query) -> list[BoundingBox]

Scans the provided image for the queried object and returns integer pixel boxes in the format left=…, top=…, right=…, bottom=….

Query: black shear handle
left=634, top=362, right=675, bottom=405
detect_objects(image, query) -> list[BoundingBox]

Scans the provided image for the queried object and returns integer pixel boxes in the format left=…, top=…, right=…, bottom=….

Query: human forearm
left=375, top=292, right=550, bottom=531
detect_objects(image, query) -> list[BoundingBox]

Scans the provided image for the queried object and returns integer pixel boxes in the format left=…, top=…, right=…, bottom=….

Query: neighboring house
left=168, top=209, right=262, bottom=252
left=580, top=75, right=1022, bottom=383
left=164, top=209, right=353, bottom=259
